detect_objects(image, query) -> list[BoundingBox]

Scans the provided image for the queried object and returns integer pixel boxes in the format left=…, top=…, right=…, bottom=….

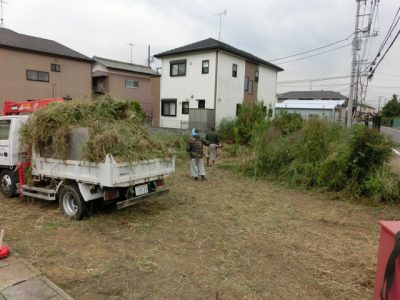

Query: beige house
left=0, top=27, right=92, bottom=108
left=92, top=56, right=160, bottom=118
left=357, top=103, right=376, bottom=117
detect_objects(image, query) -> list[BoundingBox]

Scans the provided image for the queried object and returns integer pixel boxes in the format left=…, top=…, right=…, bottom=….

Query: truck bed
left=31, top=153, right=176, bottom=187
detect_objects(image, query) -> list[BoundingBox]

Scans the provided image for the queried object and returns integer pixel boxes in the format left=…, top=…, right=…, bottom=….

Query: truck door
left=0, top=120, right=11, bottom=166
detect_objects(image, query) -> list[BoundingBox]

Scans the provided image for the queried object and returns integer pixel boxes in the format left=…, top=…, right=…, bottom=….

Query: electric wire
left=278, top=75, right=351, bottom=84
left=268, top=33, right=353, bottom=62
left=369, top=26, right=400, bottom=77
left=376, top=6, right=400, bottom=54
left=277, top=43, right=352, bottom=64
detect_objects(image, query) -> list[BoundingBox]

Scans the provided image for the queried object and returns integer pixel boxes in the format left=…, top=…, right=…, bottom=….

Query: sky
left=2, top=0, right=400, bottom=109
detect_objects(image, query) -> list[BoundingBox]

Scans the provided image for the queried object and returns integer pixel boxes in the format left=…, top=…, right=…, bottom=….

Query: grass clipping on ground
left=19, top=98, right=173, bottom=163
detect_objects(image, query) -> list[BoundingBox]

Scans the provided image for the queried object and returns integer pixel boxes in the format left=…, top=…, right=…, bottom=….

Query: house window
left=197, top=100, right=205, bottom=109
left=182, top=101, right=189, bottom=114
left=202, top=60, right=209, bottom=74
left=51, top=64, right=60, bottom=72
left=232, top=64, right=237, bottom=77
left=244, top=76, right=249, bottom=91
left=125, top=80, right=139, bottom=88
left=26, top=70, right=49, bottom=82
left=255, top=71, right=259, bottom=82
left=161, top=99, right=177, bottom=117
left=236, top=103, right=242, bottom=116
left=170, top=60, right=186, bottom=77
left=248, top=80, right=253, bottom=95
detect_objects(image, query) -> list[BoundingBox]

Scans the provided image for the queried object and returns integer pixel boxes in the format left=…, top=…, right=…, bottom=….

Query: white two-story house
left=154, top=38, right=283, bottom=129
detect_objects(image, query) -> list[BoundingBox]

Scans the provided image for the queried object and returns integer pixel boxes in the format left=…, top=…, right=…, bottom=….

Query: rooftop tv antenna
left=215, top=9, right=227, bottom=40
left=0, top=0, right=9, bottom=26
left=129, top=42, right=135, bottom=64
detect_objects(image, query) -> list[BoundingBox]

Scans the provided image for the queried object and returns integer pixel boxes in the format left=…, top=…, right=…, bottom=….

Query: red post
left=16, top=161, right=30, bottom=197
left=373, top=221, right=400, bottom=299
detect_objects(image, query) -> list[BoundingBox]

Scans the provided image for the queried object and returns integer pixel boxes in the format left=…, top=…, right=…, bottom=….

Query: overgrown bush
left=347, top=126, right=393, bottom=185
left=217, top=102, right=269, bottom=145
left=247, top=114, right=397, bottom=202
left=271, top=111, right=304, bottom=135
left=363, top=164, right=400, bottom=202
left=217, top=118, right=237, bottom=143
left=236, top=102, right=267, bottom=144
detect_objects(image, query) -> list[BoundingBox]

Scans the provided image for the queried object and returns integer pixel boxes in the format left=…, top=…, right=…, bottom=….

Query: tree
left=381, top=94, right=400, bottom=117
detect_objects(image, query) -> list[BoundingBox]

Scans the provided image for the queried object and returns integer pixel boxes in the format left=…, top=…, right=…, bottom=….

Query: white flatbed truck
left=0, top=110, right=175, bottom=220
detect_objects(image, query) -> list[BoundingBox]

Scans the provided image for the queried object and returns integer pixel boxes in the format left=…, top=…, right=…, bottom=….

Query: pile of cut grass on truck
left=19, top=96, right=174, bottom=163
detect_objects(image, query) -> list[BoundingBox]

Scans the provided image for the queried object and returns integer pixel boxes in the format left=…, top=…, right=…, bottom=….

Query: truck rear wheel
left=0, top=170, right=17, bottom=198
left=59, top=184, right=86, bottom=220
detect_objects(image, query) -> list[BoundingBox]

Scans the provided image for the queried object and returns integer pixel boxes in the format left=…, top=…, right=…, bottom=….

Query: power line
left=277, top=43, right=352, bottom=65
left=368, top=85, right=400, bottom=89
left=278, top=75, right=351, bottom=84
left=363, top=5, right=399, bottom=100
left=278, top=83, right=350, bottom=88
left=369, top=26, right=400, bottom=77
left=375, top=71, right=400, bottom=78
left=376, top=7, right=400, bottom=54
left=269, top=33, right=353, bottom=62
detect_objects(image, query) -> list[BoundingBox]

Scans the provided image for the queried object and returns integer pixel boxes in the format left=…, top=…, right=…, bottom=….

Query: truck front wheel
left=59, top=184, right=86, bottom=220
left=0, top=170, right=17, bottom=198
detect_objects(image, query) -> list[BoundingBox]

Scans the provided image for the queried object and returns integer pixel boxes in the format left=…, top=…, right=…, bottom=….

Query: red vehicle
left=3, top=98, right=64, bottom=116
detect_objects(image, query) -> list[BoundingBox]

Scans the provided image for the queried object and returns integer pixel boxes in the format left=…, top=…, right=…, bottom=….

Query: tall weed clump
left=236, top=102, right=267, bottom=144
left=249, top=113, right=398, bottom=202
left=271, top=111, right=304, bottom=135
left=217, top=118, right=237, bottom=143
left=347, top=126, right=392, bottom=185
left=218, top=101, right=269, bottom=145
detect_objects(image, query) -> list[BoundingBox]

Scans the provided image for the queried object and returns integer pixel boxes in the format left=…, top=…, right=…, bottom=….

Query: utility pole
left=347, top=0, right=362, bottom=127
left=378, top=95, right=382, bottom=113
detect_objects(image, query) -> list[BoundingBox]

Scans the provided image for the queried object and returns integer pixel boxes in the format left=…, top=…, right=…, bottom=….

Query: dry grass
left=19, top=97, right=173, bottom=162
left=1, top=153, right=399, bottom=299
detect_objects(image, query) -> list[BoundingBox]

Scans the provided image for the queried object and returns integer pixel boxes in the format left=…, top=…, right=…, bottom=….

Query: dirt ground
left=1, top=154, right=400, bottom=299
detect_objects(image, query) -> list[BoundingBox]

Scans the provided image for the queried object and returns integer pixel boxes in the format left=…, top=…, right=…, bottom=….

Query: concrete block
left=0, top=261, right=39, bottom=289
left=1, top=277, right=57, bottom=300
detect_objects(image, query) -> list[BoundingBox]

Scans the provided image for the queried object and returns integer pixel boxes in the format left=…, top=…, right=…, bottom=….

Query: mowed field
left=1, top=153, right=399, bottom=299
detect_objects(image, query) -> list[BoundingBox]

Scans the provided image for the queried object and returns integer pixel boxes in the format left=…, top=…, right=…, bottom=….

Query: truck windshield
left=0, top=120, right=11, bottom=140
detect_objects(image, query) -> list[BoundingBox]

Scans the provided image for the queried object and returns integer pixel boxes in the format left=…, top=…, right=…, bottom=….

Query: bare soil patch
left=0, top=155, right=399, bottom=299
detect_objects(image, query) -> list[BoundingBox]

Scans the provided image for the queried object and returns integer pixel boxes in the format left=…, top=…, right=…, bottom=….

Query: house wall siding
left=215, top=51, right=246, bottom=125
left=107, top=71, right=153, bottom=115
left=0, top=47, right=91, bottom=107
left=243, top=61, right=258, bottom=104
left=150, top=77, right=161, bottom=126
left=159, top=52, right=216, bottom=128
left=257, top=65, right=278, bottom=112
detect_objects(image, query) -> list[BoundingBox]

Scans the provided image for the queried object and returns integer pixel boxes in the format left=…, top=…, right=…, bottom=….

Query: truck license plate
left=135, top=184, right=148, bottom=196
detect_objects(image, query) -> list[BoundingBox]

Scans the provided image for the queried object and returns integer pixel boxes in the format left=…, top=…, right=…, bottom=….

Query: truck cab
left=0, top=115, right=29, bottom=196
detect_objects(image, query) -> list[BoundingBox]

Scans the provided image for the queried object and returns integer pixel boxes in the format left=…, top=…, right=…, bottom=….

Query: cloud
left=4, top=0, right=399, bottom=107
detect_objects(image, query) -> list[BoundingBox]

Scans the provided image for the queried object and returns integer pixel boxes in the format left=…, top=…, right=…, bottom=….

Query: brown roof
left=278, top=90, right=348, bottom=100
left=0, top=27, right=91, bottom=62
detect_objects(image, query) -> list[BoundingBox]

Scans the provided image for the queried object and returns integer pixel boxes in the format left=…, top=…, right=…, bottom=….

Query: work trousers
left=190, top=158, right=206, bottom=178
